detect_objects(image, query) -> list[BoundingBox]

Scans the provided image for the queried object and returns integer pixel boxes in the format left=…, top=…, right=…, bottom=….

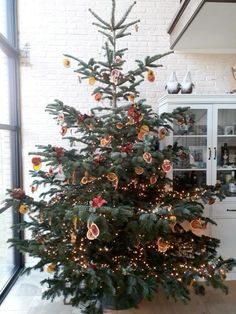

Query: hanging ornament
left=12, top=188, right=25, bottom=199
left=54, top=147, right=65, bottom=158
left=88, top=76, right=96, bottom=85
left=169, top=215, right=177, bottom=224
left=157, top=238, right=170, bottom=253
left=48, top=167, right=54, bottom=176
left=56, top=165, right=65, bottom=181
left=89, top=223, right=100, bottom=238
left=128, top=94, right=135, bottom=103
left=60, top=126, right=68, bottom=136
left=92, top=196, right=107, bottom=209
left=71, top=170, right=76, bottom=184
left=80, top=171, right=96, bottom=185
left=46, top=263, right=56, bottom=273
left=135, top=166, right=144, bottom=175
left=120, top=143, right=133, bottom=155
left=57, top=112, right=64, bottom=125
left=95, top=92, right=102, bottom=101
left=115, top=56, right=122, bottom=64
left=63, top=58, right=71, bottom=68
left=77, top=113, right=89, bottom=123
left=158, top=127, right=167, bottom=140
left=31, top=185, right=38, bottom=193
left=127, top=117, right=135, bottom=125
left=86, top=222, right=100, bottom=240
left=147, top=69, right=155, bottom=82
left=19, top=204, right=28, bottom=214
left=32, top=156, right=42, bottom=171
left=71, top=232, right=77, bottom=244
left=135, top=24, right=139, bottom=32
left=143, top=152, right=152, bottom=164
left=72, top=216, right=78, bottom=229
left=176, top=117, right=185, bottom=125
left=88, top=262, right=97, bottom=270
left=150, top=175, right=157, bottom=185
left=86, top=229, right=96, bottom=240
left=100, top=135, right=112, bottom=147
left=116, top=122, right=124, bottom=129
left=162, top=159, right=172, bottom=173
left=107, top=172, right=118, bottom=182
left=190, top=219, right=207, bottom=230
left=208, top=197, right=215, bottom=205
left=110, top=69, right=121, bottom=85
left=94, top=154, right=106, bottom=164
left=137, top=125, right=149, bottom=141
left=81, top=176, right=88, bottom=185
left=128, top=105, right=142, bottom=124
left=220, top=269, right=226, bottom=280
left=107, top=172, right=119, bottom=189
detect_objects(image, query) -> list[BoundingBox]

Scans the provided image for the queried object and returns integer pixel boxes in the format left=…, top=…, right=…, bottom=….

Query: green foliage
left=1, top=1, right=236, bottom=314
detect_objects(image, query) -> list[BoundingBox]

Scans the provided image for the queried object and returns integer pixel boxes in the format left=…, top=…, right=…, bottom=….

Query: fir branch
left=111, top=0, right=116, bottom=29
left=92, top=22, right=109, bottom=30
left=89, top=8, right=111, bottom=29
left=116, top=32, right=132, bottom=39
left=116, top=19, right=140, bottom=30
left=98, top=30, right=114, bottom=46
left=115, top=1, right=137, bottom=29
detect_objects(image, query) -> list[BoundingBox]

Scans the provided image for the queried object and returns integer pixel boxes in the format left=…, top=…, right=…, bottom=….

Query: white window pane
left=0, top=0, right=8, bottom=40
left=0, top=49, right=10, bottom=124
left=0, top=129, right=14, bottom=290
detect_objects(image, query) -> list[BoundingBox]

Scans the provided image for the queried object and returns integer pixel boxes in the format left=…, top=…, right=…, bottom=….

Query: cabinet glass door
left=216, top=109, right=236, bottom=197
left=173, top=109, right=208, bottom=191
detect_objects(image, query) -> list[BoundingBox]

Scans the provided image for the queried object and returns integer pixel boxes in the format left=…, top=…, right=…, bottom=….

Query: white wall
left=18, top=0, right=236, bottom=191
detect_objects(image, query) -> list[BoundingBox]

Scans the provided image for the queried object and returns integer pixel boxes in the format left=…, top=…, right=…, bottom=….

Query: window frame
left=0, top=0, right=24, bottom=304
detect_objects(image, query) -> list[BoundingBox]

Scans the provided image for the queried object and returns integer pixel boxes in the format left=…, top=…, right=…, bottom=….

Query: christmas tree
left=2, top=1, right=236, bottom=313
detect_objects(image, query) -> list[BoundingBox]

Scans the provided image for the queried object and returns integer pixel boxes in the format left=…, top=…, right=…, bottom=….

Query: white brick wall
left=18, top=0, right=236, bottom=191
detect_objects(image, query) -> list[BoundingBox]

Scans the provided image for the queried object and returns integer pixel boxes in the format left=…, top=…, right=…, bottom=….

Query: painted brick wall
left=18, top=0, right=236, bottom=201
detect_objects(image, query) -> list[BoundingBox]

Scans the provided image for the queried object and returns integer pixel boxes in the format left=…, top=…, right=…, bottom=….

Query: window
left=0, top=0, right=23, bottom=303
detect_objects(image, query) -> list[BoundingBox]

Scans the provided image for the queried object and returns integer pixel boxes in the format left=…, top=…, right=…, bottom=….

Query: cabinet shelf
left=217, top=167, right=236, bottom=171
left=173, top=135, right=207, bottom=138
left=174, top=168, right=206, bottom=171
left=218, top=135, right=236, bottom=137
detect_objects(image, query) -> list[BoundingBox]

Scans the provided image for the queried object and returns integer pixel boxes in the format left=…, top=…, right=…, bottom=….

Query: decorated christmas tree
left=2, top=1, right=236, bottom=313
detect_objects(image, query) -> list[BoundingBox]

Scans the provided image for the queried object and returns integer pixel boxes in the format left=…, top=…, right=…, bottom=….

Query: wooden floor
left=106, top=281, right=236, bottom=314
left=0, top=270, right=236, bottom=314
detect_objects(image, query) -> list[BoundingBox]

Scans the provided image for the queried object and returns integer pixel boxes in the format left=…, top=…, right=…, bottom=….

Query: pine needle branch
left=98, top=30, right=114, bottom=46
left=111, top=0, right=116, bottom=29
left=116, top=19, right=140, bottom=30
left=92, top=22, right=110, bottom=30
left=115, top=1, right=137, bottom=29
left=89, top=8, right=111, bottom=29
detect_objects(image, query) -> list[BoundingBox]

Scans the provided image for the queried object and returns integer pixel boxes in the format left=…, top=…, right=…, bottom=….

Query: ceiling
left=168, top=1, right=236, bottom=53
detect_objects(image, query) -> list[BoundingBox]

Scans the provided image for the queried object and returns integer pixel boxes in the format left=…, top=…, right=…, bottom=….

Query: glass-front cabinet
left=172, top=107, right=209, bottom=191
left=158, top=95, right=236, bottom=279
left=158, top=95, right=236, bottom=197
left=216, top=108, right=236, bottom=197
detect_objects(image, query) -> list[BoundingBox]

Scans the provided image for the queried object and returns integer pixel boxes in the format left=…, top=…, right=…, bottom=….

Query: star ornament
left=92, top=195, right=107, bottom=209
